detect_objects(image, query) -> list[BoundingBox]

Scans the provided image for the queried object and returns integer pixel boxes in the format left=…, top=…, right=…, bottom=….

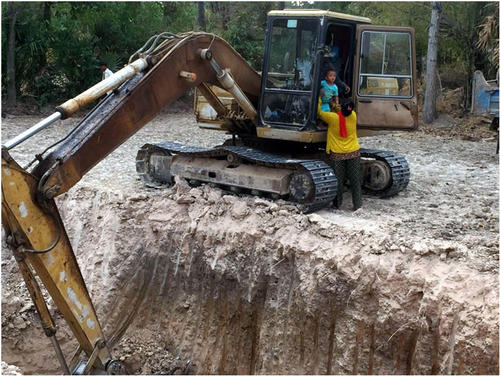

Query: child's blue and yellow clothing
left=320, top=80, right=338, bottom=112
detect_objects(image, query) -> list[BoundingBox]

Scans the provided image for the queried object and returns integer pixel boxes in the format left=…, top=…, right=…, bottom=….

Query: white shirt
left=102, top=68, right=113, bottom=95
left=102, top=68, right=113, bottom=81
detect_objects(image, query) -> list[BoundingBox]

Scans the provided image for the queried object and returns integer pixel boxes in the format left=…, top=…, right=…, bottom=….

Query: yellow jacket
left=317, top=102, right=360, bottom=154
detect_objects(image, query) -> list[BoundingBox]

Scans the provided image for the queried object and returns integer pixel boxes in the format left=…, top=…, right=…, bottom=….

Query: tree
left=423, top=2, right=442, bottom=124
left=2, top=1, right=497, bottom=110
left=6, top=2, right=18, bottom=106
left=437, top=3, right=490, bottom=107
left=39, top=3, right=51, bottom=66
left=209, top=2, right=230, bottom=31
left=276, top=2, right=286, bottom=10
left=197, top=2, right=206, bottom=31
left=476, top=6, right=499, bottom=72
left=163, top=2, right=177, bottom=29
left=221, top=2, right=274, bottom=69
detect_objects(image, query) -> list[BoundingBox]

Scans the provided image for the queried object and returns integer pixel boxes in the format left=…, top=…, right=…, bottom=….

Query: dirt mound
left=420, top=113, right=497, bottom=142
left=436, top=87, right=464, bottom=116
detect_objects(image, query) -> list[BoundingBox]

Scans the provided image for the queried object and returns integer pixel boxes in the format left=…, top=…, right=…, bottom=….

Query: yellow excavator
left=1, top=10, right=417, bottom=374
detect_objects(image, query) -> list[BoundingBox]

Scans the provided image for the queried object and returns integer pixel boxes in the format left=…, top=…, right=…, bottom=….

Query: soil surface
left=1, top=102, right=498, bottom=375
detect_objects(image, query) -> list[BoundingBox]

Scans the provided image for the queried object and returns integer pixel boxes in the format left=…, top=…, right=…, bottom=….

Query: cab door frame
left=353, top=25, right=418, bottom=130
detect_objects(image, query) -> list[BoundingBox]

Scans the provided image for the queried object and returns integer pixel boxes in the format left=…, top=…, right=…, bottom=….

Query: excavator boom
left=2, top=32, right=261, bottom=374
left=31, top=32, right=260, bottom=198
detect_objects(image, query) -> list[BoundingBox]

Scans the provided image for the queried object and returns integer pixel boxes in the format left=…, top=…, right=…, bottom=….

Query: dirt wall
left=33, top=182, right=496, bottom=374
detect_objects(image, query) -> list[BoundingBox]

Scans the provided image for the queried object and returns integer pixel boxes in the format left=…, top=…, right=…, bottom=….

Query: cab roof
left=268, top=9, right=371, bottom=24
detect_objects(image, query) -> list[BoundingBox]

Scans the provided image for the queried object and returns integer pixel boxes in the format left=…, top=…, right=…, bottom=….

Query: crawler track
left=136, top=141, right=337, bottom=212
left=360, top=148, right=410, bottom=197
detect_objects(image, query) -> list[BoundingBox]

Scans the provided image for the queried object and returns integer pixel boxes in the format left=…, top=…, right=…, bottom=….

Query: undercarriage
left=136, top=139, right=410, bottom=212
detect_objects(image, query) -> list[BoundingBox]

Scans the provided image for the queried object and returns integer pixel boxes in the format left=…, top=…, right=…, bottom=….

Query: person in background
left=99, top=61, right=114, bottom=95
left=319, top=69, right=340, bottom=112
left=100, top=61, right=113, bottom=81
left=317, top=98, right=362, bottom=211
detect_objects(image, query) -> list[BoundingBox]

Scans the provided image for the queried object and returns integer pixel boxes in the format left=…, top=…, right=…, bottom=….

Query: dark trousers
left=331, top=157, right=362, bottom=209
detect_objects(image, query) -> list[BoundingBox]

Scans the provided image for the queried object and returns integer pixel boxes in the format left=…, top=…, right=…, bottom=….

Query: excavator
left=1, top=10, right=417, bottom=374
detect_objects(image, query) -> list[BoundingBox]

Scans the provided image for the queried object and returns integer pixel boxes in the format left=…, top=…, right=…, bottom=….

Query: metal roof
left=267, top=9, right=371, bottom=24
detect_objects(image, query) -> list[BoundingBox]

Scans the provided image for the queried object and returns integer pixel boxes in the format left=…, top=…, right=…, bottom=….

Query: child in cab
left=319, top=69, right=340, bottom=113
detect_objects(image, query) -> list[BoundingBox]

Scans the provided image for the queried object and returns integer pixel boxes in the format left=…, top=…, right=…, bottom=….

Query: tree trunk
left=197, top=2, right=206, bottom=31
left=277, top=2, right=286, bottom=10
left=465, top=4, right=484, bottom=110
left=423, top=2, right=442, bottom=124
left=43, top=1, right=51, bottom=20
left=7, top=2, right=18, bottom=107
left=38, top=2, right=51, bottom=69
left=220, top=3, right=230, bottom=31
left=162, top=2, right=177, bottom=28
left=209, top=2, right=229, bottom=31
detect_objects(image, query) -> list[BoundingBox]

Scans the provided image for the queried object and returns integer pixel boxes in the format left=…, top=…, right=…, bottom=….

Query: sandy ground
left=1, top=104, right=498, bottom=374
left=2, top=105, right=497, bottom=269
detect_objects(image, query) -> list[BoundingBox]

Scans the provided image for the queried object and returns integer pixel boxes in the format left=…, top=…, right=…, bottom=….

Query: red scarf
left=337, top=112, right=348, bottom=138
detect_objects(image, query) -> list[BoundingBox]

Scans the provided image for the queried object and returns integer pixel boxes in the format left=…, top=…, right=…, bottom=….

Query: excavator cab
left=256, top=10, right=418, bottom=143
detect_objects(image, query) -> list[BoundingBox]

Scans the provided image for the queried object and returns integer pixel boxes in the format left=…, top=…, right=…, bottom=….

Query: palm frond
left=476, top=15, right=497, bottom=49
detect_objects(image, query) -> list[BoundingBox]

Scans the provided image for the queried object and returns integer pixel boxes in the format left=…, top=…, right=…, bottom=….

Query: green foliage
left=2, top=1, right=498, bottom=107
left=162, top=2, right=197, bottom=32
left=1, top=1, right=171, bottom=105
left=218, top=3, right=273, bottom=69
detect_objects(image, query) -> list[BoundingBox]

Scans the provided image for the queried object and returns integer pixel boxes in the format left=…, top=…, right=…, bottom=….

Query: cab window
left=261, top=18, right=319, bottom=127
left=358, top=31, right=413, bottom=98
left=266, top=18, right=317, bottom=91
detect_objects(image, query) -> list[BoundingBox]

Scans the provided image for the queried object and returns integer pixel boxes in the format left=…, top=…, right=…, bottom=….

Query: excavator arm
left=2, top=154, right=113, bottom=373
left=1, top=32, right=261, bottom=374
left=32, top=32, right=261, bottom=198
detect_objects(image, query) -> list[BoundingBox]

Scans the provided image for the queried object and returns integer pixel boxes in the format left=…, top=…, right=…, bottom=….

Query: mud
left=1, top=107, right=498, bottom=374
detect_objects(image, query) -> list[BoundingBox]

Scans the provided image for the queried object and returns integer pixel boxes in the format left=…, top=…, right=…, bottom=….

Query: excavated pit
left=1, top=109, right=499, bottom=374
